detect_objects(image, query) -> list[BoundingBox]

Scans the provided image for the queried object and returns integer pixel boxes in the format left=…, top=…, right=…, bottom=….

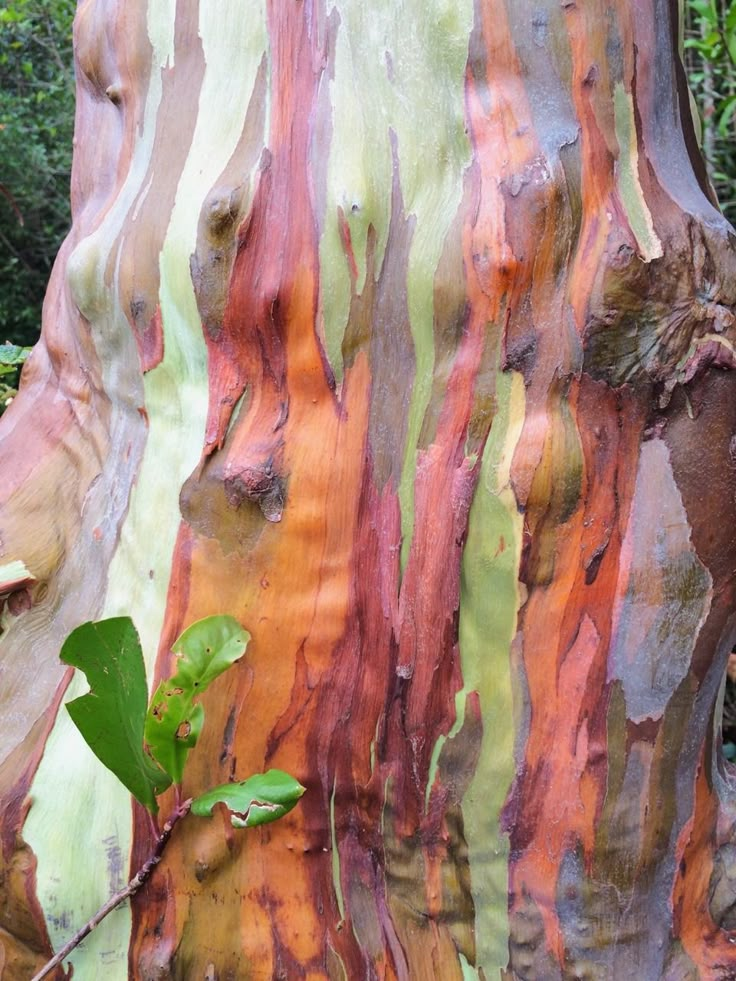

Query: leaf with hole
left=191, top=769, right=305, bottom=828
left=61, top=618, right=172, bottom=813
left=144, top=615, right=249, bottom=784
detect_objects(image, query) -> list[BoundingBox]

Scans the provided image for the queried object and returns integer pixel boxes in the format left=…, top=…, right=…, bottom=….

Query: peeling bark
left=2, top=0, right=736, bottom=978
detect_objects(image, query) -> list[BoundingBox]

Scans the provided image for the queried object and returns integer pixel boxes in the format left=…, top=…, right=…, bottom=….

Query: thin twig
left=31, top=799, right=192, bottom=981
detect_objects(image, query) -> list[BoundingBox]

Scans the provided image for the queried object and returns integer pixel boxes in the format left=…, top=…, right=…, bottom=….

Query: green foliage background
left=0, top=0, right=74, bottom=353
left=684, top=0, right=736, bottom=217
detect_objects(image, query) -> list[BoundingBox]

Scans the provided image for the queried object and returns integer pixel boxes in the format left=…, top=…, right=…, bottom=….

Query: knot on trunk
left=583, top=217, right=736, bottom=389
left=191, top=184, right=249, bottom=341
left=224, top=463, right=286, bottom=523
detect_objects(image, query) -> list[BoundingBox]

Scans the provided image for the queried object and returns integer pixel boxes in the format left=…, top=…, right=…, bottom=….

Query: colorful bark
left=1, top=0, right=736, bottom=978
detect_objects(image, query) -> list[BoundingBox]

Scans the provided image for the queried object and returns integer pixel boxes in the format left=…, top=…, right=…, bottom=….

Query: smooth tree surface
left=1, top=0, right=736, bottom=978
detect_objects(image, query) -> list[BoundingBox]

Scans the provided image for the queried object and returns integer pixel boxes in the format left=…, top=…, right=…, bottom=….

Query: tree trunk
left=2, top=0, right=736, bottom=977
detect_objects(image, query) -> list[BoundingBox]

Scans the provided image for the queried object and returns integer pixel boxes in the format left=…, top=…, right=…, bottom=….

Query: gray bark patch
left=608, top=439, right=712, bottom=722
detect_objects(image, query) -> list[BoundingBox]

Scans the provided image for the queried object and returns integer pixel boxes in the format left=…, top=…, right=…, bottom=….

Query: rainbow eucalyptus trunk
left=2, top=0, right=736, bottom=977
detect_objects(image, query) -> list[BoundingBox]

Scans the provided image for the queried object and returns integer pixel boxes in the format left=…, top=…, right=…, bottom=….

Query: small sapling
left=31, top=614, right=304, bottom=981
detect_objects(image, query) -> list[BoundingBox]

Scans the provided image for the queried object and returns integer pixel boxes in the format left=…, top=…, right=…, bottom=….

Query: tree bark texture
left=2, top=0, right=736, bottom=978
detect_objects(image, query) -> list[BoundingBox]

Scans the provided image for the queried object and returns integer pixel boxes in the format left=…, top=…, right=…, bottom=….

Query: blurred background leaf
left=684, top=0, right=736, bottom=218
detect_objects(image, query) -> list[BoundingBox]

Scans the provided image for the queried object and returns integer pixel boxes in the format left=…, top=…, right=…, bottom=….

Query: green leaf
left=718, top=94, right=736, bottom=136
left=191, top=770, right=305, bottom=828
left=690, top=0, right=715, bottom=14
left=61, top=618, right=172, bottom=813
left=726, top=2, right=736, bottom=33
left=144, top=615, right=249, bottom=784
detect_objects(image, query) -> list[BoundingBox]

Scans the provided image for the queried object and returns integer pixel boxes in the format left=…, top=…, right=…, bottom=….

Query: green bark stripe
left=459, top=951, right=483, bottom=980
left=330, top=780, right=346, bottom=922
left=319, top=0, right=473, bottom=572
left=458, top=363, right=525, bottom=974
left=613, top=82, right=663, bottom=262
